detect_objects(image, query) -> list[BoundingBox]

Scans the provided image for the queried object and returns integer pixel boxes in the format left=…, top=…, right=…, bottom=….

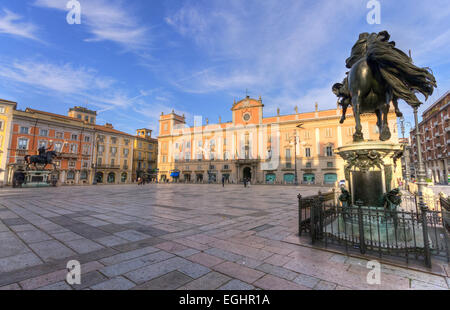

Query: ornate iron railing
left=298, top=192, right=450, bottom=267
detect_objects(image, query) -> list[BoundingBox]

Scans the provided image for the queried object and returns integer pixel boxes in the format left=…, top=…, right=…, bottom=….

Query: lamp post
left=92, top=135, right=100, bottom=185
left=399, top=117, right=412, bottom=188
left=413, top=107, right=427, bottom=206
left=292, top=123, right=304, bottom=186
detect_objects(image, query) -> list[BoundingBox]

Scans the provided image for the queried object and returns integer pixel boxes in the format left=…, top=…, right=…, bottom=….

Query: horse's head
left=46, top=151, right=58, bottom=161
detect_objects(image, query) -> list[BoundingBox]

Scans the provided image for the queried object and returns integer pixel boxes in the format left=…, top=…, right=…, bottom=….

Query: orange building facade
left=7, top=108, right=96, bottom=185
left=158, top=96, right=400, bottom=185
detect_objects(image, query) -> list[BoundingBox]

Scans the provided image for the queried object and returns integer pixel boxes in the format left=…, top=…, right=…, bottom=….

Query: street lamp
left=290, top=123, right=304, bottom=186
left=399, top=117, right=412, bottom=188
left=92, top=135, right=100, bottom=185
left=413, top=107, right=427, bottom=206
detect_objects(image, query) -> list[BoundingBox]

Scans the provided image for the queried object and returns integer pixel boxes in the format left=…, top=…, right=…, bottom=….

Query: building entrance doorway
left=243, top=167, right=252, bottom=182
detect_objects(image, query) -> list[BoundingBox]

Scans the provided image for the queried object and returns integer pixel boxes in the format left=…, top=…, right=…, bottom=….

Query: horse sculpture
left=333, top=31, right=437, bottom=142
left=24, top=150, right=58, bottom=171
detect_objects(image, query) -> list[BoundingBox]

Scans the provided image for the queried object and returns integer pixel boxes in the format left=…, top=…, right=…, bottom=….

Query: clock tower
left=231, top=96, right=264, bottom=126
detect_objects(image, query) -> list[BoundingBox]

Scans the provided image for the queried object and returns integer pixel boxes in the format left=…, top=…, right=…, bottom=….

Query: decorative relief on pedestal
left=339, top=149, right=385, bottom=174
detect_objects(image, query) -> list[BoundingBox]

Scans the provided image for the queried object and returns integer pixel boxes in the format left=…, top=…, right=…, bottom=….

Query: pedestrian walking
left=222, top=176, right=225, bottom=187
left=244, top=178, right=247, bottom=188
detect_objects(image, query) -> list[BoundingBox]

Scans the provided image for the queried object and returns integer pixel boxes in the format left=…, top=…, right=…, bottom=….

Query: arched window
left=107, top=172, right=116, bottom=183
left=283, top=173, right=295, bottom=184
left=266, top=173, right=276, bottom=184
left=67, top=171, right=75, bottom=180
left=95, top=172, right=103, bottom=183
left=121, top=173, right=127, bottom=183
left=324, top=173, right=338, bottom=185
left=303, top=173, right=315, bottom=184
left=80, top=170, right=88, bottom=180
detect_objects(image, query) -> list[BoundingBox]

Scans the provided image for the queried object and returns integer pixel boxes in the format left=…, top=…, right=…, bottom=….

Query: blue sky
left=0, top=0, right=449, bottom=136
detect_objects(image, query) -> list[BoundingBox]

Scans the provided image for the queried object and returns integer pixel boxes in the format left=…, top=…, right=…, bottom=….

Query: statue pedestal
left=336, top=141, right=403, bottom=207
left=327, top=141, right=430, bottom=249
left=22, top=170, right=57, bottom=188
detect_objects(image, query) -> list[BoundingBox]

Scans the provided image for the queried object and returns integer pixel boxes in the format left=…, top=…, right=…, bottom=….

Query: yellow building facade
left=0, top=99, right=16, bottom=186
left=92, top=124, right=134, bottom=185
left=132, top=129, right=158, bottom=181
left=158, top=96, right=400, bottom=186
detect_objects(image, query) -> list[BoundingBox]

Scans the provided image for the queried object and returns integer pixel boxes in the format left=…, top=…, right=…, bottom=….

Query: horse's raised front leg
left=353, top=97, right=364, bottom=142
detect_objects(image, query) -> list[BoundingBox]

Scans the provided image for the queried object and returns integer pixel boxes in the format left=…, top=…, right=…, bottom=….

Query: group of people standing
left=220, top=175, right=251, bottom=188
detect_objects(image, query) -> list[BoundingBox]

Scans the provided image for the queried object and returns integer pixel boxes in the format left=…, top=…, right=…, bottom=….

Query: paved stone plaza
left=0, top=184, right=449, bottom=290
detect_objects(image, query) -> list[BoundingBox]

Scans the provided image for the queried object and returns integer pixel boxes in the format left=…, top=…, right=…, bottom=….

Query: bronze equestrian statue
left=333, top=31, right=437, bottom=142
left=24, top=145, right=58, bottom=170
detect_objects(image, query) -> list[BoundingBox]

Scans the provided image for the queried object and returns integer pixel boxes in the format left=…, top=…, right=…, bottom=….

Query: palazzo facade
left=157, top=96, right=399, bottom=185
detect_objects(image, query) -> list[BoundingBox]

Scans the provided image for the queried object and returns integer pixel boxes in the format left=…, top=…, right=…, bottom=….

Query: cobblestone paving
left=0, top=184, right=448, bottom=290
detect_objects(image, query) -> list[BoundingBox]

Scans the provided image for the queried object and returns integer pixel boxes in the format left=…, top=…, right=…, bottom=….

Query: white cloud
left=34, top=0, right=150, bottom=50
left=0, top=59, right=114, bottom=93
left=164, top=0, right=361, bottom=101
left=0, top=9, right=40, bottom=41
left=164, top=0, right=449, bottom=112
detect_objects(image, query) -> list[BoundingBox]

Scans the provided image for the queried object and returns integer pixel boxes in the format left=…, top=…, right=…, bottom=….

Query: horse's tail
left=367, top=39, right=437, bottom=107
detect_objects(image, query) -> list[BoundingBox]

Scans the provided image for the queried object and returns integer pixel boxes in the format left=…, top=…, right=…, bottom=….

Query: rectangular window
left=18, top=138, right=28, bottom=150
left=56, top=132, right=64, bottom=139
left=124, top=139, right=129, bottom=146
left=327, top=162, right=333, bottom=168
left=20, top=127, right=29, bottom=134
left=84, top=136, right=90, bottom=142
left=111, top=137, right=117, bottom=144
left=69, top=161, right=76, bottom=168
left=40, top=129, right=48, bottom=137
left=98, top=145, right=104, bottom=155
left=285, top=149, right=291, bottom=159
left=123, top=148, right=129, bottom=156
left=110, top=147, right=117, bottom=156
left=0, top=106, right=5, bottom=113
left=138, top=152, right=142, bottom=160
left=224, top=165, right=229, bottom=170
left=71, top=134, right=78, bottom=141
left=305, top=148, right=311, bottom=158
left=0, top=120, right=3, bottom=130
left=139, top=142, right=143, bottom=149
left=97, top=157, right=102, bottom=165
left=325, top=128, right=333, bottom=138
left=326, top=146, right=333, bottom=157
left=111, top=159, right=115, bottom=166
left=83, top=145, right=90, bottom=155
left=54, top=142, right=63, bottom=152
left=70, top=144, right=78, bottom=154
left=306, top=162, right=312, bottom=168
left=304, top=131, right=311, bottom=140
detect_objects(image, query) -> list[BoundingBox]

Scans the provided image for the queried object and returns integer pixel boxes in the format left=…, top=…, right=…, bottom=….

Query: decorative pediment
left=231, top=97, right=263, bottom=111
